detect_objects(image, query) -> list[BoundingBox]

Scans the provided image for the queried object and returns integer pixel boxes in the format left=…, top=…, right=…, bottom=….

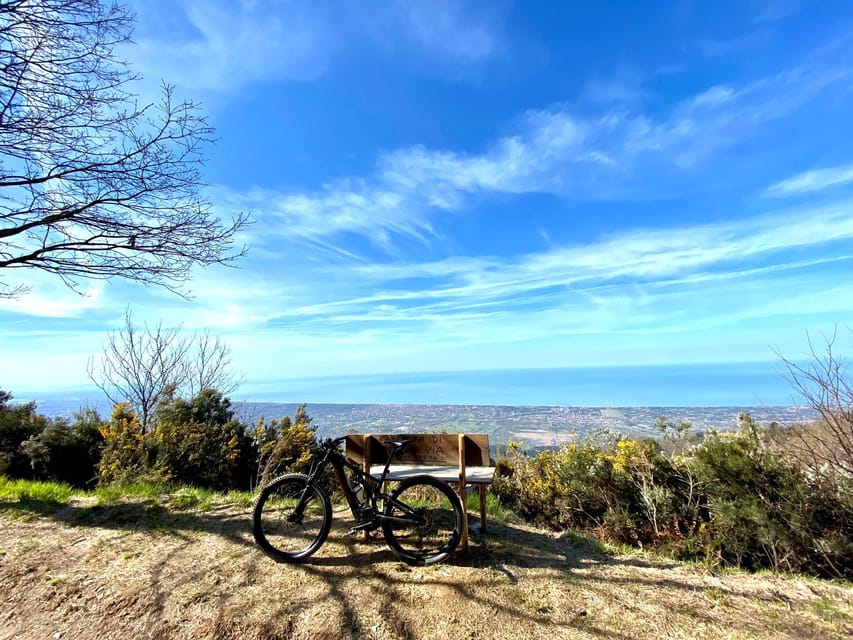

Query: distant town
left=236, top=402, right=813, bottom=449
left=26, top=396, right=813, bottom=451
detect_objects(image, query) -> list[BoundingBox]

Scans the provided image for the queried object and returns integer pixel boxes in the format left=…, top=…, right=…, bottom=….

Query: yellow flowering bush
left=256, top=411, right=319, bottom=487
left=98, top=403, right=151, bottom=484
left=493, top=414, right=853, bottom=579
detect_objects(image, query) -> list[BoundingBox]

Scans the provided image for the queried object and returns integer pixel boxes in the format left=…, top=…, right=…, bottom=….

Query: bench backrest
left=345, top=433, right=490, bottom=468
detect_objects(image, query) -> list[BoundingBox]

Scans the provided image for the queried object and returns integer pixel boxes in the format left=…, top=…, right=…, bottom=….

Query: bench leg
left=479, top=484, right=488, bottom=533
left=458, top=483, right=468, bottom=550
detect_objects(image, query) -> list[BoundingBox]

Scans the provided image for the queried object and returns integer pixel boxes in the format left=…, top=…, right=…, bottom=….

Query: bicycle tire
left=382, top=475, right=464, bottom=565
left=252, top=473, right=332, bottom=562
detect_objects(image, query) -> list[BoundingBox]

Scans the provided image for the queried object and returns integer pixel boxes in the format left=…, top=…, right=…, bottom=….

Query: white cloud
left=226, top=199, right=853, bottom=335
left=128, top=0, right=334, bottom=91
left=0, top=275, right=105, bottom=318
left=359, top=201, right=853, bottom=301
left=210, top=52, right=852, bottom=251
left=764, top=164, right=853, bottom=197
left=223, top=254, right=853, bottom=380
left=64, top=198, right=851, bottom=346
left=582, top=72, right=647, bottom=106
left=698, top=29, right=774, bottom=57
left=214, top=183, right=436, bottom=251
left=627, top=64, right=847, bottom=167
left=5, top=197, right=853, bottom=384
left=125, top=0, right=506, bottom=93
left=385, top=0, right=503, bottom=63
left=753, top=1, right=801, bottom=24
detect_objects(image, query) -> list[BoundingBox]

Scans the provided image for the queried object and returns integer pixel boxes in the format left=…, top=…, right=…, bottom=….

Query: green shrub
left=95, top=390, right=318, bottom=492
left=687, top=414, right=852, bottom=577
left=20, top=409, right=105, bottom=488
left=151, top=389, right=243, bottom=490
left=256, top=404, right=318, bottom=486
left=0, top=390, right=50, bottom=479
left=493, top=438, right=620, bottom=533
left=153, top=420, right=239, bottom=490
left=493, top=414, right=852, bottom=579
left=495, top=436, right=673, bottom=543
left=2, top=388, right=322, bottom=495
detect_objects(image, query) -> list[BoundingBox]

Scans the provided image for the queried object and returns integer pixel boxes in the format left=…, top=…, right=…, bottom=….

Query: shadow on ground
left=2, top=496, right=845, bottom=640
left=0, top=494, right=632, bottom=571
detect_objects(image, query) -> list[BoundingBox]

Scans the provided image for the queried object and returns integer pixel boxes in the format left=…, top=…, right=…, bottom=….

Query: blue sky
left=2, top=0, right=853, bottom=402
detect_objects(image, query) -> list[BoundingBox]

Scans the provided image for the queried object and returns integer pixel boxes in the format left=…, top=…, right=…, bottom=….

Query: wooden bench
left=344, top=433, right=495, bottom=549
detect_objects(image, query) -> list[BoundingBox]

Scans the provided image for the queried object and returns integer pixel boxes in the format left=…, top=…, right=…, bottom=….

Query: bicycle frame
left=253, top=435, right=465, bottom=565
left=294, top=438, right=426, bottom=529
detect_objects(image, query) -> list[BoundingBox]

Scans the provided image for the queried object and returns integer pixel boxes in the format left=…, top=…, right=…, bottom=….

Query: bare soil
left=1, top=496, right=851, bottom=640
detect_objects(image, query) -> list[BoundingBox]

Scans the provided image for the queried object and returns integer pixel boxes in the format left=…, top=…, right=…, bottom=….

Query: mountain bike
left=252, top=436, right=465, bottom=565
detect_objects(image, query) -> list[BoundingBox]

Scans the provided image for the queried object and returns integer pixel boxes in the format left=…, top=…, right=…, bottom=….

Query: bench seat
left=345, top=433, right=495, bottom=549
left=368, top=464, right=496, bottom=484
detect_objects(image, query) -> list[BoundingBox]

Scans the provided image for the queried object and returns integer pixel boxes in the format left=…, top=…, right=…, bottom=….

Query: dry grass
left=1, top=491, right=851, bottom=640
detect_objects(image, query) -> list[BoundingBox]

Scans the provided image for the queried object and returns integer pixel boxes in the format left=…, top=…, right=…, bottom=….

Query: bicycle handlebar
left=320, top=435, right=348, bottom=450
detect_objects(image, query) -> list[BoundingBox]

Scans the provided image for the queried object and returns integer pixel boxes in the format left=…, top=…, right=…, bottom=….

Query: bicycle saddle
left=385, top=439, right=410, bottom=455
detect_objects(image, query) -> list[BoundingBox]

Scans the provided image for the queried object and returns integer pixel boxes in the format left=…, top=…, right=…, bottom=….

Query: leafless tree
left=88, top=309, right=190, bottom=431
left=775, top=327, right=853, bottom=477
left=0, top=0, right=249, bottom=298
left=87, top=309, right=241, bottom=431
left=185, top=329, right=243, bottom=399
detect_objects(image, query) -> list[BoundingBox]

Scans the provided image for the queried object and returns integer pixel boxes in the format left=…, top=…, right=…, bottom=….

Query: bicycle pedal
left=347, top=519, right=380, bottom=536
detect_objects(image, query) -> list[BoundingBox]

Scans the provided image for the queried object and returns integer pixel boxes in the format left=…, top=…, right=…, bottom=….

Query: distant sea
left=13, top=363, right=813, bottom=447
left=243, top=362, right=798, bottom=407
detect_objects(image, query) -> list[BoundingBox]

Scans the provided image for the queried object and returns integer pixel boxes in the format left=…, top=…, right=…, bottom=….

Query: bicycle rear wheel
left=382, top=475, right=463, bottom=565
left=252, top=473, right=332, bottom=562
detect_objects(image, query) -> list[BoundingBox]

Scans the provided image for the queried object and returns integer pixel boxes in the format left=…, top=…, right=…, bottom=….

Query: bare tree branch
left=0, top=0, right=250, bottom=298
left=87, top=308, right=189, bottom=431
left=773, top=327, right=853, bottom=477
left=185, top=329, right=244, bottom=398
left=87, top=308, right=242, bottom=430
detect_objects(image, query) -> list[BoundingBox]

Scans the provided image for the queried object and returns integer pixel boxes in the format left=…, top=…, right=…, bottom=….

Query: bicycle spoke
left=382, top=476, right=463, bottom=565
left=252, top=474, right=332, bottom=562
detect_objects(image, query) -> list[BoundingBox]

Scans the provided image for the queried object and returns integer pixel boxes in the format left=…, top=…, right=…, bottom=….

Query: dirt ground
left=1, top=496, right=851, bottom=640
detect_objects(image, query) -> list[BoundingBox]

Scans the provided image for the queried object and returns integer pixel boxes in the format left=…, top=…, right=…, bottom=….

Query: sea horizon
left=13, top=361, right=801, bottom=409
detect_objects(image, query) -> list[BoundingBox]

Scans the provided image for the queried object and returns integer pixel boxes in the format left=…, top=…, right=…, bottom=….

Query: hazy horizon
left=12, top=360, right=802, bottom=411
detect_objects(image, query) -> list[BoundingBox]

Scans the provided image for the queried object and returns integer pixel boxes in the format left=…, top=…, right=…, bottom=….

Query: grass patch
left=0, top=478, right=254, bottom=523
left=706, top=587, right=732, bottom=605
left=810, top=597, right=852, bottom=624
left=226, top=490, right=256, bottom=510
left=93, top=481, right=167, bottom=505
left=71, top=500, right=174, bottom=530
left=0, top=478, right=75, bottom=513
left=166, top=486, right=215, bottom=511
left=466, top=490, right=519, bottom=523
left=93, top=482, right=255, bottom=511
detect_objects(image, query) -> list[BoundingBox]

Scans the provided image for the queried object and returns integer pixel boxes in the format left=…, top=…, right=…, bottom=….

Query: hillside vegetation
left=494, top=414, right=852, bottom=579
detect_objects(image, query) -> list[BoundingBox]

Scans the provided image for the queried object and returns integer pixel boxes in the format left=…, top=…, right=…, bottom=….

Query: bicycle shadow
left=0, top=493, right=666, bottom=574
left=274, top=516, right=696, bottom=639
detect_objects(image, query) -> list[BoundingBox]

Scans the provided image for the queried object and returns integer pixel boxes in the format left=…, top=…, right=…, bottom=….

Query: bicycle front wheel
left=252, top=473, right=332, bottom=562
left=382, top=475, right=464, bottom=565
